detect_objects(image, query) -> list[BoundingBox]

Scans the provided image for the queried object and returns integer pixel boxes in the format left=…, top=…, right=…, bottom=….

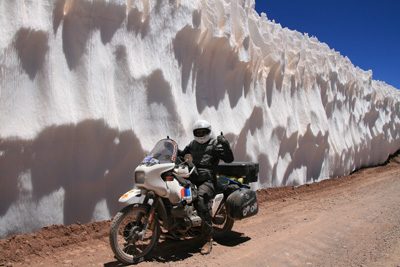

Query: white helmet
left=193, top=120, right=212, bottom=144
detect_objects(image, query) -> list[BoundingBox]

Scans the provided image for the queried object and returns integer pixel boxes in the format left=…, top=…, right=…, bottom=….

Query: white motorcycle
left=109, top=138, right=258, bottom=264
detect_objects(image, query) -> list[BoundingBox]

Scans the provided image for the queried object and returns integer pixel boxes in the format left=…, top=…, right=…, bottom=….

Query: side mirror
left=184, top=154, right=193, bottom=163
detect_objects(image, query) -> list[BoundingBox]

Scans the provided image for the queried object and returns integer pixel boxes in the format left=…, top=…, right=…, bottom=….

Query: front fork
left=138, top=191, right=159, bottom=240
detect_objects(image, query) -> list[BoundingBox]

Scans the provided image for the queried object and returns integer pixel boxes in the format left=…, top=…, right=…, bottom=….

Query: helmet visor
left=193, top=128, right=211, bottom=137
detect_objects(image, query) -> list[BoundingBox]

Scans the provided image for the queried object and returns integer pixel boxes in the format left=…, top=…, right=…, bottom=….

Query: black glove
left=217, top=132, right=230, bottom=148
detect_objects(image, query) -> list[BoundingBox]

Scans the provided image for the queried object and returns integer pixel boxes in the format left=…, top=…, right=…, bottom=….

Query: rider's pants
left=196, top=180, right=215, bottom=237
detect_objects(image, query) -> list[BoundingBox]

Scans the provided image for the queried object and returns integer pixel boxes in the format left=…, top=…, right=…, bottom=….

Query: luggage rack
left=216, top=162, right=259, bottom=184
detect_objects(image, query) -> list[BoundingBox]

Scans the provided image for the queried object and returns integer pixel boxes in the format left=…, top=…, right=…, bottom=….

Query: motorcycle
left=109, top=138, right=259, bottom=264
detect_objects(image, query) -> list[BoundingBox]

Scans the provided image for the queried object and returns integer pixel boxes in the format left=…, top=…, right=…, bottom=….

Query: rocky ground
left=1, top=153, right=400, bottom=267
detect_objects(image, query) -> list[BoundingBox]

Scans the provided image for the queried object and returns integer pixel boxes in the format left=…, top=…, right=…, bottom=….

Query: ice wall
left=0, top=0, right=399, bottom=237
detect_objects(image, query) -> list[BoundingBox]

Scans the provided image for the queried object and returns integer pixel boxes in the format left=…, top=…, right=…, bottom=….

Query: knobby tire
left=109, top=204, right=160, bottom=264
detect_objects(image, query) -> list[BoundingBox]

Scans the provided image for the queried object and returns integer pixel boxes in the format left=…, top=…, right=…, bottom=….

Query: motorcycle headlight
left=135, top=171, right=145, bottom=184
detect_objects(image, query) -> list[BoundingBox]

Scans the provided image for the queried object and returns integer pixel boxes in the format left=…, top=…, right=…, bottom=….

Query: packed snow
left=0, top=0, right=399, bottom=238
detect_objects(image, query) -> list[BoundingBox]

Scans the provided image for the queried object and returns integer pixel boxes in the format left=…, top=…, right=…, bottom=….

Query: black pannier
left=216, top=162, right=259, bottom=184
left=226, top=188, right=258, bottom=220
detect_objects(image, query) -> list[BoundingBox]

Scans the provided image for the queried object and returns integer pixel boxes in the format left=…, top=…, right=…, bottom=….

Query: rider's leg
left=197, top=181, right=214, bottom=255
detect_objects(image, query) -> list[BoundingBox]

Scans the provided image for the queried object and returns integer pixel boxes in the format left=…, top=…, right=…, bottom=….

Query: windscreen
left=142, top=139, right=178, bottom=164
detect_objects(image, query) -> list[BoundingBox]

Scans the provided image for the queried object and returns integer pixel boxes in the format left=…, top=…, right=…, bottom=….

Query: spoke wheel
left=109, top=204, right=160, bottom=264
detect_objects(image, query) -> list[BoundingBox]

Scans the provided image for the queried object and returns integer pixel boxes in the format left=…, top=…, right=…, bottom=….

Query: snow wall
left=1, top=0, right=399, bottom=238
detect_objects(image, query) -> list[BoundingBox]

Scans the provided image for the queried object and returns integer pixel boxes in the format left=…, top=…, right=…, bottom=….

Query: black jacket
left=179, top=138, right=234, bottom=185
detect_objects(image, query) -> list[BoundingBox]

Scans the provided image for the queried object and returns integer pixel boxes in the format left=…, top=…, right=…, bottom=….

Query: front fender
left=119, top=189, right=145, bottom=203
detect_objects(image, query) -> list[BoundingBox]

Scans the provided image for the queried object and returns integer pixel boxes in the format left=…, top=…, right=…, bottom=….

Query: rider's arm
left=178, top=144, right=190, bottom=158
left=216, top=134, right=234, bottom=163
left=219, top=144, right=234, bottom=163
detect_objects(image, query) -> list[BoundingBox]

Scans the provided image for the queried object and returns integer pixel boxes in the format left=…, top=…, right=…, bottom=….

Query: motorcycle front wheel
left=109, top=204, right=161, bottom=264
left=212, top=204, right=234, bottom=239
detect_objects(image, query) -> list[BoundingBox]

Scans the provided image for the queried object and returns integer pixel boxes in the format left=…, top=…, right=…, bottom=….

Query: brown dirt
left=1, top=153, right=400, bottom=267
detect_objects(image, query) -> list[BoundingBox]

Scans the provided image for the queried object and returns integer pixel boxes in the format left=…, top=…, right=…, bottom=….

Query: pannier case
left=216, top=162, right=259, bottom=183
left=226, top=188, right=258, bottom=220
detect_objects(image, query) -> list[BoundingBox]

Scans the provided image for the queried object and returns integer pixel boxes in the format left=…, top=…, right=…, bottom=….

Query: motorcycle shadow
left=152, top=230, right=251, bottom=263
left=104, top=231, right=250, bottom=266
left=213, top=231, right=251, bottom=247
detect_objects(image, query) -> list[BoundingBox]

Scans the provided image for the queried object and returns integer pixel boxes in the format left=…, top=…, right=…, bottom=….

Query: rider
left=179, top=119, right=234, bottom=255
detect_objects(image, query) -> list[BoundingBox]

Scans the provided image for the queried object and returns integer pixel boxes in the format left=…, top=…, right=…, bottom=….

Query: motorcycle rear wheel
left=109, top=204, right=160, bottom=264
left=212, top=204, right=234, bottom=239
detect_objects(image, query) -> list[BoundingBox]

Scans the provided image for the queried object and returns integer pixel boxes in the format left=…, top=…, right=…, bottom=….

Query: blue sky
left=254, top=0, right=400, bottom=89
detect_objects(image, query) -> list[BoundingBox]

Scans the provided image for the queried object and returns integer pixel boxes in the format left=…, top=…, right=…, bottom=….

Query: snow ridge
left=0, top=0, right=399, bottom=237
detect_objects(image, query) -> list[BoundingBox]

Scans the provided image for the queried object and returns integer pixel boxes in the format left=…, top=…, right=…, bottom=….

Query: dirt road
left=2, top=154, right=400, bottom=267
